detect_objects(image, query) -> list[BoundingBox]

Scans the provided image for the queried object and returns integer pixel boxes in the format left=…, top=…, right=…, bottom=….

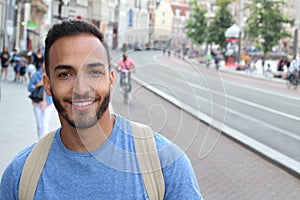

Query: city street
left=115, top=51, right=300, bottom=174
left=1, top=51, right=300, bottom=199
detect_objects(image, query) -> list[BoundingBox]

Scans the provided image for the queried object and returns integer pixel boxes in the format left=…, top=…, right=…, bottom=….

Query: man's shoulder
left=128, top=58, right=135, bottom=63
left=153, top=132, right=187, bottom=166
left=116, top=115, right=186, bottom=164
left=3, top=144, right=35, bottom=174
left=1, top=143, right=36, bottom=193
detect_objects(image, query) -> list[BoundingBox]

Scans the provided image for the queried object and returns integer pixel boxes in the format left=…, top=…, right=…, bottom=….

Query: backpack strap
left=130, top=121, right=165, bottom=200
left=18, top=121, right=165, bottom=200
left=19, top=131, right=56, bottom=200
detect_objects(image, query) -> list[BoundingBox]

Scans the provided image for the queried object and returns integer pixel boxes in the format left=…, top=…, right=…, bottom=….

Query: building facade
left=153, top=0, right=173, bottom=48
left=0, top=0, right=6, bottom=51
left=171, top=1, right=189, bottom=48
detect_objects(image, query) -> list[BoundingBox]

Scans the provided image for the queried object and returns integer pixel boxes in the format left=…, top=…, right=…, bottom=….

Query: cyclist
left=206, top=51, right=212, bottom=68
left=117, top=52, right=135, bottom=92
left=287, top=57, right=300, bottom=85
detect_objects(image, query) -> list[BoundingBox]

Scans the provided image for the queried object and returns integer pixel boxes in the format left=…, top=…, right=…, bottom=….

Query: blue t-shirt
left=0, top=115, right=202, bottom=199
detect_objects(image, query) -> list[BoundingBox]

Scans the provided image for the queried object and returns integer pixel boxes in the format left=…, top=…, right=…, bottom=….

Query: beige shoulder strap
left=130, top=121, right=165, bottom=200
left=19, top=131, right=56, bottom=200
left=19, top=122, right=165, bottom=200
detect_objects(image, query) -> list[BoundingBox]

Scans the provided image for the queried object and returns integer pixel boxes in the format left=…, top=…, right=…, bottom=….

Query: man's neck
left=59, top=112, right=115, bottom=152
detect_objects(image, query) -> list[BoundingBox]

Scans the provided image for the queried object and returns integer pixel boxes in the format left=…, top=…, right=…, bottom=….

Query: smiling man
left=0, top=19, right=203, bottom=200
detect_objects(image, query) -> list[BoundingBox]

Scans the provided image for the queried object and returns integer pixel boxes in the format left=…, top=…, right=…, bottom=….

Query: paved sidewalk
left=0, top=68, right=60, bottom=177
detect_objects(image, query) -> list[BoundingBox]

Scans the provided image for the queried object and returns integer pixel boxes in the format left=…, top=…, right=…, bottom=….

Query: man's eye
left=58, top=72, right=72, bottom=79
left=90, top=70, right=104, bottom=76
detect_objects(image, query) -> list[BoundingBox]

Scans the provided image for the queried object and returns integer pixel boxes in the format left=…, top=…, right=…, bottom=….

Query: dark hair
left=122, top=52, right=127, bottom=61
left=44, top=19, right=110, bottom=76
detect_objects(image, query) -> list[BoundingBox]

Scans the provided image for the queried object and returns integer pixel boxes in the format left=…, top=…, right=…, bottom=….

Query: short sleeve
left=163, top=153, right=203, bottom=200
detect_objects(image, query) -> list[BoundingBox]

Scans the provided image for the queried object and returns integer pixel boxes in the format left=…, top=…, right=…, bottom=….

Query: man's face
left=44, top=34, right=114, bottom=129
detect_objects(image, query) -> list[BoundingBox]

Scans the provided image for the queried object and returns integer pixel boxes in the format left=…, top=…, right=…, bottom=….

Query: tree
left=185, top=1, right=207, bottom=46
left=207, top=0, right=235, bottom=52
left=244, top=0, right=293, bottom=57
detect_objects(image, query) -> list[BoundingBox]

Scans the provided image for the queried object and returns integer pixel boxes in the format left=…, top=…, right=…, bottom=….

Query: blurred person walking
left=0, top=47, right=10, bottom=81
left=26, top=51, right=36, bottom=80
left=9, top=48, right=22, bottom=82
left=18, top=55, right=28, bottom=83
left=206, top=51, right=213, bottom=68
left=27, top=61, right=54, bottom=139
left=211, top=50, right=220, bottom=70
left=33, top=47, right=44, bottom=69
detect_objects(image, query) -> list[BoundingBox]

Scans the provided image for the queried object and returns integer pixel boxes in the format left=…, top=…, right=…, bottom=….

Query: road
left=112, top=50, right=300, bottom=175
left=110, top=53, right=300, bottom=199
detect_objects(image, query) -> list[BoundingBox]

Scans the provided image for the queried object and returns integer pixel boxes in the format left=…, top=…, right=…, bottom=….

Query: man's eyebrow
left=53, top=62, right=106, bottom=72
left=54, top=65, right=74, bottom=72
left=86, top=62, right=106, bottom=68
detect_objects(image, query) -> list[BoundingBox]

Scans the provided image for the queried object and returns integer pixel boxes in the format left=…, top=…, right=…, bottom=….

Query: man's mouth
left=72, top=100, right=95, bottom=110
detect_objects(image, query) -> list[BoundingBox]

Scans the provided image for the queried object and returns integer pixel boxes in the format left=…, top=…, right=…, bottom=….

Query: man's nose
left=73, top=74, right=90, bottom=94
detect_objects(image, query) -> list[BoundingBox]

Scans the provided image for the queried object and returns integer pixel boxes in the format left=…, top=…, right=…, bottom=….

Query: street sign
left=27, top=22, right=36, bottom=30
left=129, top=8, right=133, bottom=27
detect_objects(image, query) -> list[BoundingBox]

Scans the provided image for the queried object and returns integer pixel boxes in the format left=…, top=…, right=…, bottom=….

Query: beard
left=51, top=89, right=110, bottom=129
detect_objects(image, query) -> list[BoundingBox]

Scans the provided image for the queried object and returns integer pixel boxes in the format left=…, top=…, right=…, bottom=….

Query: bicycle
left=120, top=69, right=132, bottom=104
left=286, top=70, right=300, bottom=89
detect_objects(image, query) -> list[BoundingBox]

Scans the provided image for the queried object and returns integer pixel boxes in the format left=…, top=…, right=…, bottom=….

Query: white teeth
left=73, top=101, right=93, bottom=107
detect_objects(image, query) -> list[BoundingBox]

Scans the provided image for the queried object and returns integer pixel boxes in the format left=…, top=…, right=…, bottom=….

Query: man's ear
left=109, top=69, right=114, bottom=92
left=43, top=75, right=52, bottom=96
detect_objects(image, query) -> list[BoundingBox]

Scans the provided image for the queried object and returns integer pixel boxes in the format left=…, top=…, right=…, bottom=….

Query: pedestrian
left=261, top=58, right=265, bottom=74
left=9, top=47, right=22, bottom=82
left=167, top=49, right=171, bottom=57
left=0, top=19, right=203, bottom=199
left=265, top=63, right=272, bottom=77
left=245, top=54, right=253, bottom=74
left=206, top=51, right=212, bottom=68
left=26, top=51, right=36, bottom=80
left=0, top=47, right=10, bottom=81
left=277, top=57, right=285, bottom=72
left=18, top=55, right=28, bottom=83
left=33, top=47, right=44, bottom=70
left=212, top=51, right=220, bottom=70
left=27, top=61, right=54, bottom=139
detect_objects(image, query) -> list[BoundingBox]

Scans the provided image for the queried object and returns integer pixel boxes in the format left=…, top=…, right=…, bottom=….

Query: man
left=117, top=52, right=135, bottom=92
left=0, top=19, right=202, bottom=199
left=287, top=57, right=300, bottom=84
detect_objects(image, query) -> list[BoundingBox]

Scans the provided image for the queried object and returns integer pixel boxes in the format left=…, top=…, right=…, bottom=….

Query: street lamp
left=293, top=0, right=300, bottom=59
left=237, top=0, right=244, bottom=64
